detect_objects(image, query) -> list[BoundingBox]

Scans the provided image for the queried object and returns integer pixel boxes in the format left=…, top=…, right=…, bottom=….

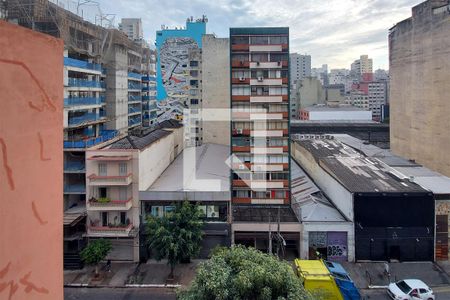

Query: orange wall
left=0, top=21, right=63, bottom=299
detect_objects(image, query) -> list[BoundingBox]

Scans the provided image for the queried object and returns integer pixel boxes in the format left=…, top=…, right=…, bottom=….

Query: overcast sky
left=66, top=0, right=422, bottom=70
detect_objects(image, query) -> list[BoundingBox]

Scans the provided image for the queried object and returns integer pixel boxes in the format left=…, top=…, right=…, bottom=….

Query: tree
left=178, top=246, right=312, bottom=300
left=80, top=239, right=112, bottom=276
left=146, top=201, right=203, bottom=279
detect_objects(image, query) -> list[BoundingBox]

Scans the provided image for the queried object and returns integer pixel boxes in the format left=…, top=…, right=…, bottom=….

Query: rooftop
left=294, top=137, right=428, bottom=194
left=291, top=160, right=347, bottom=223
left=108, top=129, right=171, bottom=150
left=302, top=105, right=369, bottom=112
left=147, top=144, right=230, bottom=192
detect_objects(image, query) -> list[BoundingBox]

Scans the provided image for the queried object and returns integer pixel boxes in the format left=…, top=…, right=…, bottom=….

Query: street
left=64, top=288, right=176, bottom=300
left=361, top=285, right=450, bottom=299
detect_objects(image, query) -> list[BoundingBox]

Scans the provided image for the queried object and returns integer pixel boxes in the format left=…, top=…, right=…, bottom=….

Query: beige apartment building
left=389, top=0, right=450, bottom=177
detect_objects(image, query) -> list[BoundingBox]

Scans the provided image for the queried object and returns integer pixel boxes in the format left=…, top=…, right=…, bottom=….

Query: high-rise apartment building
left=186, top=48, right=203, bottom=146
left=389, top=0, right=450, bottom=177
left=351, top=55, right=373, bottom=79
left=119, top=18, right=143, bottom=41
left=230, top=27, right=299, bottom=249
left=290, top=53, right=311, bottom=85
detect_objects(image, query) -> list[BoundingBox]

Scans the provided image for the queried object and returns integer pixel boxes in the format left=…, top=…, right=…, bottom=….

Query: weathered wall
left=202, top=34, right=231, bottom=146
left=0, top=20, right=63, bottom=299
left=297, top=77, right=326, bottom=109
left=389, top=0, right=450, bottom=176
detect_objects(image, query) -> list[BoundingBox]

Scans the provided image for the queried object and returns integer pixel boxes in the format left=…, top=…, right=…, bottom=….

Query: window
left=101, top=212, right=108, bottom=226
left=151, top=206, right=164, bottom=217
left=120, top=212, right=126, bottom=224
left=98, top=163, right=107, bottom=176
left=189, top=61, right=198, bottom=67
left=190, top=99, right=199, bottom=105
left=250, top=36, right=268, bottom=45
left=119, top=163, right=127, bottom=176
left=231, top=36, right=249, bottom=45
left=269, top=36, right=288, bottom=44
left=207, top=206, right=219, bottom=218
left=232, top=86, right=251, bottom=96
left=190, top=70, right=198, bottom=77
left=251, top=53, right=268, bottom=62
left=231, top=54, right=249, bottom=62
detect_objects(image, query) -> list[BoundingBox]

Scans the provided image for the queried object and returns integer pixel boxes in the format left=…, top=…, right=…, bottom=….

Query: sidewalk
left=64, top=259, right=203, bottom=288
left=341, top=261, right=450, bottom=289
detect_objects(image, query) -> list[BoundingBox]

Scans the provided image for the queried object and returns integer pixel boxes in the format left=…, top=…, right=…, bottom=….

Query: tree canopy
left=80, top=239, right=112, bottom=274
left=178, top=245, right=312, bottom=300
left=146, top=201, right=204, bottom=277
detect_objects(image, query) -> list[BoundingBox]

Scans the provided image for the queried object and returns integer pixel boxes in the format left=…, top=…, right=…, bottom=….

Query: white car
left=387, top=279, right=435, bottom=300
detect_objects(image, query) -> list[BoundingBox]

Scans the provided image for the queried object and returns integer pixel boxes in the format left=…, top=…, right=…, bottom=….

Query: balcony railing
left=128, top=95, right=141, bottom=102
left=142, top=86, right=156, bottom=91
left=68, top=112, right=101, bottom=126
left=128, top=106, right=142, bottom=114
left=88, top=223, right=134, bottom=236
left=64, top=184, right=86, bottom=194
left=88, top=173, right=133, bottom=186
left=64, top=57, right=101, bottom=72
left=63, top=130, right=119, bottom=149
left=88, top=197, right=133, bottom=210
left=142, top=76, right=156, bottom=81
left=128, top=72, right=142, bottom=80
left=64, top=96, right=105, bottom=107
left=128, top=118, right=141, bottom=127
left=68, top=78, right=105, bottom=88
left=64, top=161, right=85, bottom=172
left=128, top=82, right=142, bottom=90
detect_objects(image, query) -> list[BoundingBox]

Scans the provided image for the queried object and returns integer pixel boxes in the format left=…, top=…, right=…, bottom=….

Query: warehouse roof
left=295, top=138, right=428, bottom=194
left=232, top=206, right=299, bottom=223
left=302, top=105, right=369, bottom=112
left=291, top=160, right=347, bottom=222
left=147, top=143, right=230, bottom=192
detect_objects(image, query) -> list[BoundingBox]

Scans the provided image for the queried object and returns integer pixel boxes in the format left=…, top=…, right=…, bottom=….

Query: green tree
left=80, top=239, right=112, bottom=276
left=146, top=201, right=204, bottom=279
left=178, top=245, right=312, bottom=300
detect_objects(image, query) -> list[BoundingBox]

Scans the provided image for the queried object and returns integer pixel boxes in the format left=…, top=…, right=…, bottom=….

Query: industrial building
left=299, top=105, right=372, bottom=122
left=292, top=136, right=435, bottom=262
left=389, top=0, right=450, bottom=177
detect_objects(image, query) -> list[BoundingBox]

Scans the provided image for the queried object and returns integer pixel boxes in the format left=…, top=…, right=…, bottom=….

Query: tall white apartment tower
left=290, top=53, right=311, bottom=85
left=119, top=18, right=144, bottom=41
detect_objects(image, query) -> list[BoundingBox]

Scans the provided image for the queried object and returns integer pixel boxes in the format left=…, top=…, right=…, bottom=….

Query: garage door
left=107, top=239, right=134, bottom=261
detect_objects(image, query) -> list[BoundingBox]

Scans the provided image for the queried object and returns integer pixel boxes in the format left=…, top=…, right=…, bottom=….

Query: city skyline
left=61, top=0, right=423, bottom=70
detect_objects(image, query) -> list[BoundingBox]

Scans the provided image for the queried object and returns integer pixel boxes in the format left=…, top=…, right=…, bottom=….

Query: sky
left=60, top=0, right=422, bottom=70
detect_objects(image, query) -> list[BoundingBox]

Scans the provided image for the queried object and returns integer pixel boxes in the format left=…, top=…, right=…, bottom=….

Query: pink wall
left=0, top=21, right=63, bottom=299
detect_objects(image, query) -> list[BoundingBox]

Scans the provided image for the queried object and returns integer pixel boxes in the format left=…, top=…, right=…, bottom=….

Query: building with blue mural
left=155, top=17, right=207, bottom=121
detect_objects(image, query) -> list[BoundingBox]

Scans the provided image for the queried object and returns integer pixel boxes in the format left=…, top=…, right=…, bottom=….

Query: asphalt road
left=361, top=285, right=450, bottom=299
left=64, top=288, right=176, bottom=300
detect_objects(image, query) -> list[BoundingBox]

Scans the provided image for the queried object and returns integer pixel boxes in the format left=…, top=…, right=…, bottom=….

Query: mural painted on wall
left=157, top=37, right=198, bottom=121
left=154, top=19, right=206, bottom=122
left=309, top=231, right=348, bottom=262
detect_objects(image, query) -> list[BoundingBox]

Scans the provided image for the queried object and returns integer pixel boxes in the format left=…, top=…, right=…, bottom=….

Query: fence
left=63, top=130, right=119, bottom=149
left=64, top=96, right=105, bottom=107
left=64, top=57, right=101, bottom=72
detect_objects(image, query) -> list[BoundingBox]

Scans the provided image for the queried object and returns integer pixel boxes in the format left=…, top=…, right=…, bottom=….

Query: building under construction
left=5, top=0, right=155, bottom=268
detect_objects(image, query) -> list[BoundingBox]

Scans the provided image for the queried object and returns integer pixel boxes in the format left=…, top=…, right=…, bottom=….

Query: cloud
left=75, top=0, right=422, bottom=69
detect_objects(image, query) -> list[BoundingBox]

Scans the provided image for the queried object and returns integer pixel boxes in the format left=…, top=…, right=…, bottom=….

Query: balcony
left=128, top=72, right=141, bottom=80
left=128, top=82, right=142, bottom=90
left=249, top=95, right=288, bottom=103
left=142, top=75, right=156, bottom=82
left=68, top=78, right=105, bottom=89
left=231, top=44, right=249, bottom=51
left=63, top=130, right=119, bottom=149
left=64, top=184, right=86, bottom=194
left=64, top=57, right=101, bottom=72
left=142, top=86, right=156, bottom=91
left=68, top=112, right=103, bottom=127
left=251, top=146, right=284, bottom=154
left=88, top=173, right=133, bottom=186
left=87, top=197, right=133, bottom=211
left=128, top=118, right=141, bottom=127
left=250, top=78, right=283, bottom=86
left=231, top=60, right=250, bottom=68
left=249, top=61, right=288, bottom=69
left=232, top=78, right=250, bottom=84
left=128, top=106, right=142, bottom=114
left=64, top=161, right=85, bottom=173
left=128, top=95, right=141, bottom=102
left=64, top=96, right=105, bottom=107
left=87, top=223, right=134, bottom=237
left=231, top=95, right=250, bottom=102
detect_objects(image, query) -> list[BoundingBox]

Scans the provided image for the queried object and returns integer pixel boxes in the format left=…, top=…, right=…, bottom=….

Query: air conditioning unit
left=257, top=77, right=263, bottom=82
left=239, top=77, right=245, bottom=81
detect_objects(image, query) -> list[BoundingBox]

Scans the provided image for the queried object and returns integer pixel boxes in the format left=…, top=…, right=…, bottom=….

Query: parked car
left=387, top=279, right=435, bottom=300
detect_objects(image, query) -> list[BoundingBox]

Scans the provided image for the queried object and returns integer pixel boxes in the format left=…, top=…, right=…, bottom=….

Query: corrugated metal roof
left=296, top=139, right=427, bottom=193
left=232, top=206, right=298, bottom=223
left=291, top=160, right=347, bottom=222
